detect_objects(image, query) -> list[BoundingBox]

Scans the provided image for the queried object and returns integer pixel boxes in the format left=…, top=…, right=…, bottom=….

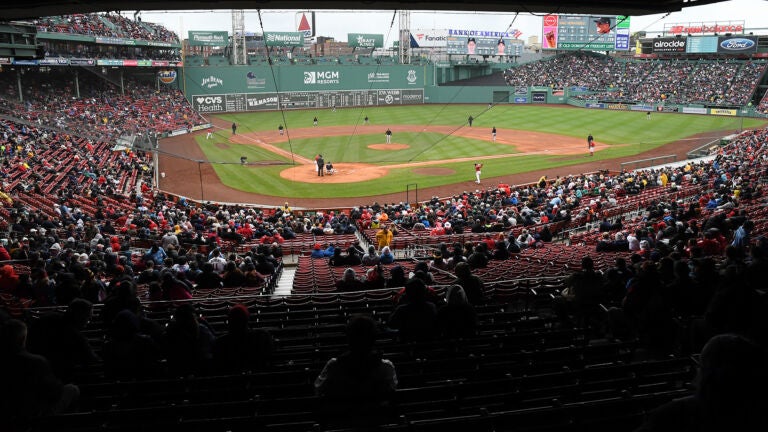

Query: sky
left=129, top=0, right=768, bottom=43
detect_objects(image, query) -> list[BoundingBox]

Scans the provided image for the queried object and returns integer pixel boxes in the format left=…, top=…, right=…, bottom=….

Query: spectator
left=636, top=334, right=768, bottom=431
left=388, top=278, right=437, bottom=342
left=213, top=304, right=273, bottom=373
left=163, top=304, right=215, bottom=377
left=454, top=262, right=486, bottom=305
left=315, top=315, right=397, bottom=428
left=0, top=319, right=80, bottom=428
left=437, top=285, right=477, bottom=338
left=336, top=268, right=365, bottom=292
left=26, top=298, right=99, bottom=382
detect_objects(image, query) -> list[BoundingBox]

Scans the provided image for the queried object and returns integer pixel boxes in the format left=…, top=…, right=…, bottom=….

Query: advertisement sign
left=95, top=36, right=136, bottom=46
left=682, top=107, right=708, bottom=115
left=717, top=36, right=757, bottom=53
left=542, top=14, right=558, bottom=49
left=348, top=33, right=384, bottom=48
left=246, top=71, right=266, bottom=89
left=665, top=21, right=744, bottom=36
left=652, top=38, right=687, bottom=53
left=69, top=58, right=95, bottom=66
left=367, top=72, right=390, bottom=83
left=296, top=11, right=315, bottom=37
left=192, top=94, right=226, bottom=113
left=0, top=57, right=12, bottom=64
left=542, top=14, right=630, bottom=51
left=188, top=31, right=228, bottom=47
left=246, top=93, right=279, bottom=111
left=158, top=70, right=177, bottom=85
left=410, top=30, right=448, bottom=48
left=686, top=36, right=719, bottom=53
left=448, top=29, right=522, bottom=38
left=615, top=16, right=631, bottom=51
left=710, top=108, right=737, bottom=116
left=513, top=97, right=528, bottom=103
left=147, top=41, right=174, bottom=48
left=607, top=103, right=629, bottom=110
left=532, top=92, right=547, bottom=103
left=13, top=59, right=39, bottom=65
left=97, top=59, right=123, bottom=66
left=39, top=57, right=70, bottom=66
left=377, top=90, right=402, bottom=105
left=514, top=87, right=528, bottom=96
left=631, top=105, right=653, bottom=111
left=302, top=70, right=341, bottom=85
left=446, top=36, right=522, bottom=55
left=585, top=103, right=605, bottom=109
left=264, top=32, right=304, bottom=47
left=401, top=89, right=424, bottom=104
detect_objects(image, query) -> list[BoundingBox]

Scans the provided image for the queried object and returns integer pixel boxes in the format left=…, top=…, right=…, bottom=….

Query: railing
left=619, top=154, right=677, bottom=172
left=686, top=138, right=723, bottom=159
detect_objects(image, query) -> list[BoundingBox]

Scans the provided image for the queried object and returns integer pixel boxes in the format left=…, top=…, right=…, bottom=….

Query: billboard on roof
left=542, top=14, right=630, bottom=51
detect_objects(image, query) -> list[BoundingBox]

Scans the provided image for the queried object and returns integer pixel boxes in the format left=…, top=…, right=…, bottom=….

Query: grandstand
left=1, top=6, right=768, bottom=432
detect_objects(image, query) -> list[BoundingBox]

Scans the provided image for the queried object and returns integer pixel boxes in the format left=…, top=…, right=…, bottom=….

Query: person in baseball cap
left=595, top=17, right=611, bottom=34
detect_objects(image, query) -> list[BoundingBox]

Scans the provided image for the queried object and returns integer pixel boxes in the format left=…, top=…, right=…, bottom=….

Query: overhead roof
left=1, top=0, right=728, bottom=21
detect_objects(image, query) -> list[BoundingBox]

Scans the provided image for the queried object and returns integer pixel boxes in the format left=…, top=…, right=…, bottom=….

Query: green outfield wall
left=183, top=64, right=764, bottom=118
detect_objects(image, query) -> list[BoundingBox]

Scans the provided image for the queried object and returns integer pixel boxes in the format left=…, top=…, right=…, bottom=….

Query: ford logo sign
left=719, top=38, right=755, bottom=51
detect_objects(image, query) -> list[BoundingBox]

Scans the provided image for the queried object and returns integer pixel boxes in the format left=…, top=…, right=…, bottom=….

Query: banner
left=682, top=107, right=708, bottom=114
left=39, top=57, right=70, bottom=66
left=158, top=70, right=177, bottom=84
left=532, top=92, right=547, bottom=103
left=717, top=36, right=757, bottom=53
left=95, top=36, right=136, bottom=46
left=188, top=31, right=228, bottom=47
left=0, top=57, right=12, bottom=64
left=542, top=14, right=630, bottom=51
left=192, top=94, right=226, bottom=113
left=348, top=33, right=384, bottom=48
left=513, top=97, right=528, bottom=103
left=665, top=21, right=745, bottom=36
left=606, top=103, right=628, bottom=110
left=630, top=105, right=653, bottom=111
left=96, top=59, right=123, bottom=66
left=710, top=108, right=737, bottom=116
left=69, top=58, right=95, bottom=66
left=410, top=30, right=448, bottom=48
left=585, top=103, right=605, bottom=109
left=264, top=32, right=304, bottom=47
left=446, top=35, right=522, bottom=56
left=652, top=38, right=687, bottom=53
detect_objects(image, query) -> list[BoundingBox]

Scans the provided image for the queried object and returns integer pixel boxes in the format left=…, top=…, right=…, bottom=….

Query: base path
left=159, top=122, right=731, bottom=208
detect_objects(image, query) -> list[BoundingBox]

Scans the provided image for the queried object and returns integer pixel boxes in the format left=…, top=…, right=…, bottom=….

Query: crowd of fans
left=757, top=89, right=768, bottom=114
left=0, top=69, right=204, bottom=140
left=505, top=53, right=767, bottom=107
left=0, top=51, right=766, bottom=429
left=35, top=13, right=179, bottom=43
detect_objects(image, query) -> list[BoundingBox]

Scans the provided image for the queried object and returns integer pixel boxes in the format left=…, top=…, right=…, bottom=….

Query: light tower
left=399, top=10, right=411, bottom=64
left=231, top=10, right=247, bottom=65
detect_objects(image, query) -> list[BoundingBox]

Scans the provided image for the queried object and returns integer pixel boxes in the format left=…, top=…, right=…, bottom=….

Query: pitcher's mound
left=368, top=143, right=410, bottom=150
left=280, top=163, right=389, bottom=183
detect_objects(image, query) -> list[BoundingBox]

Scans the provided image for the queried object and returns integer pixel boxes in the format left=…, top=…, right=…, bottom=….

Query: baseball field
left=158, top=105, right=765, bottom=206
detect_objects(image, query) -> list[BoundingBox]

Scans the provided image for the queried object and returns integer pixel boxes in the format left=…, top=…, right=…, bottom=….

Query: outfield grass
left=188, top=105, right=764, bottom=198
